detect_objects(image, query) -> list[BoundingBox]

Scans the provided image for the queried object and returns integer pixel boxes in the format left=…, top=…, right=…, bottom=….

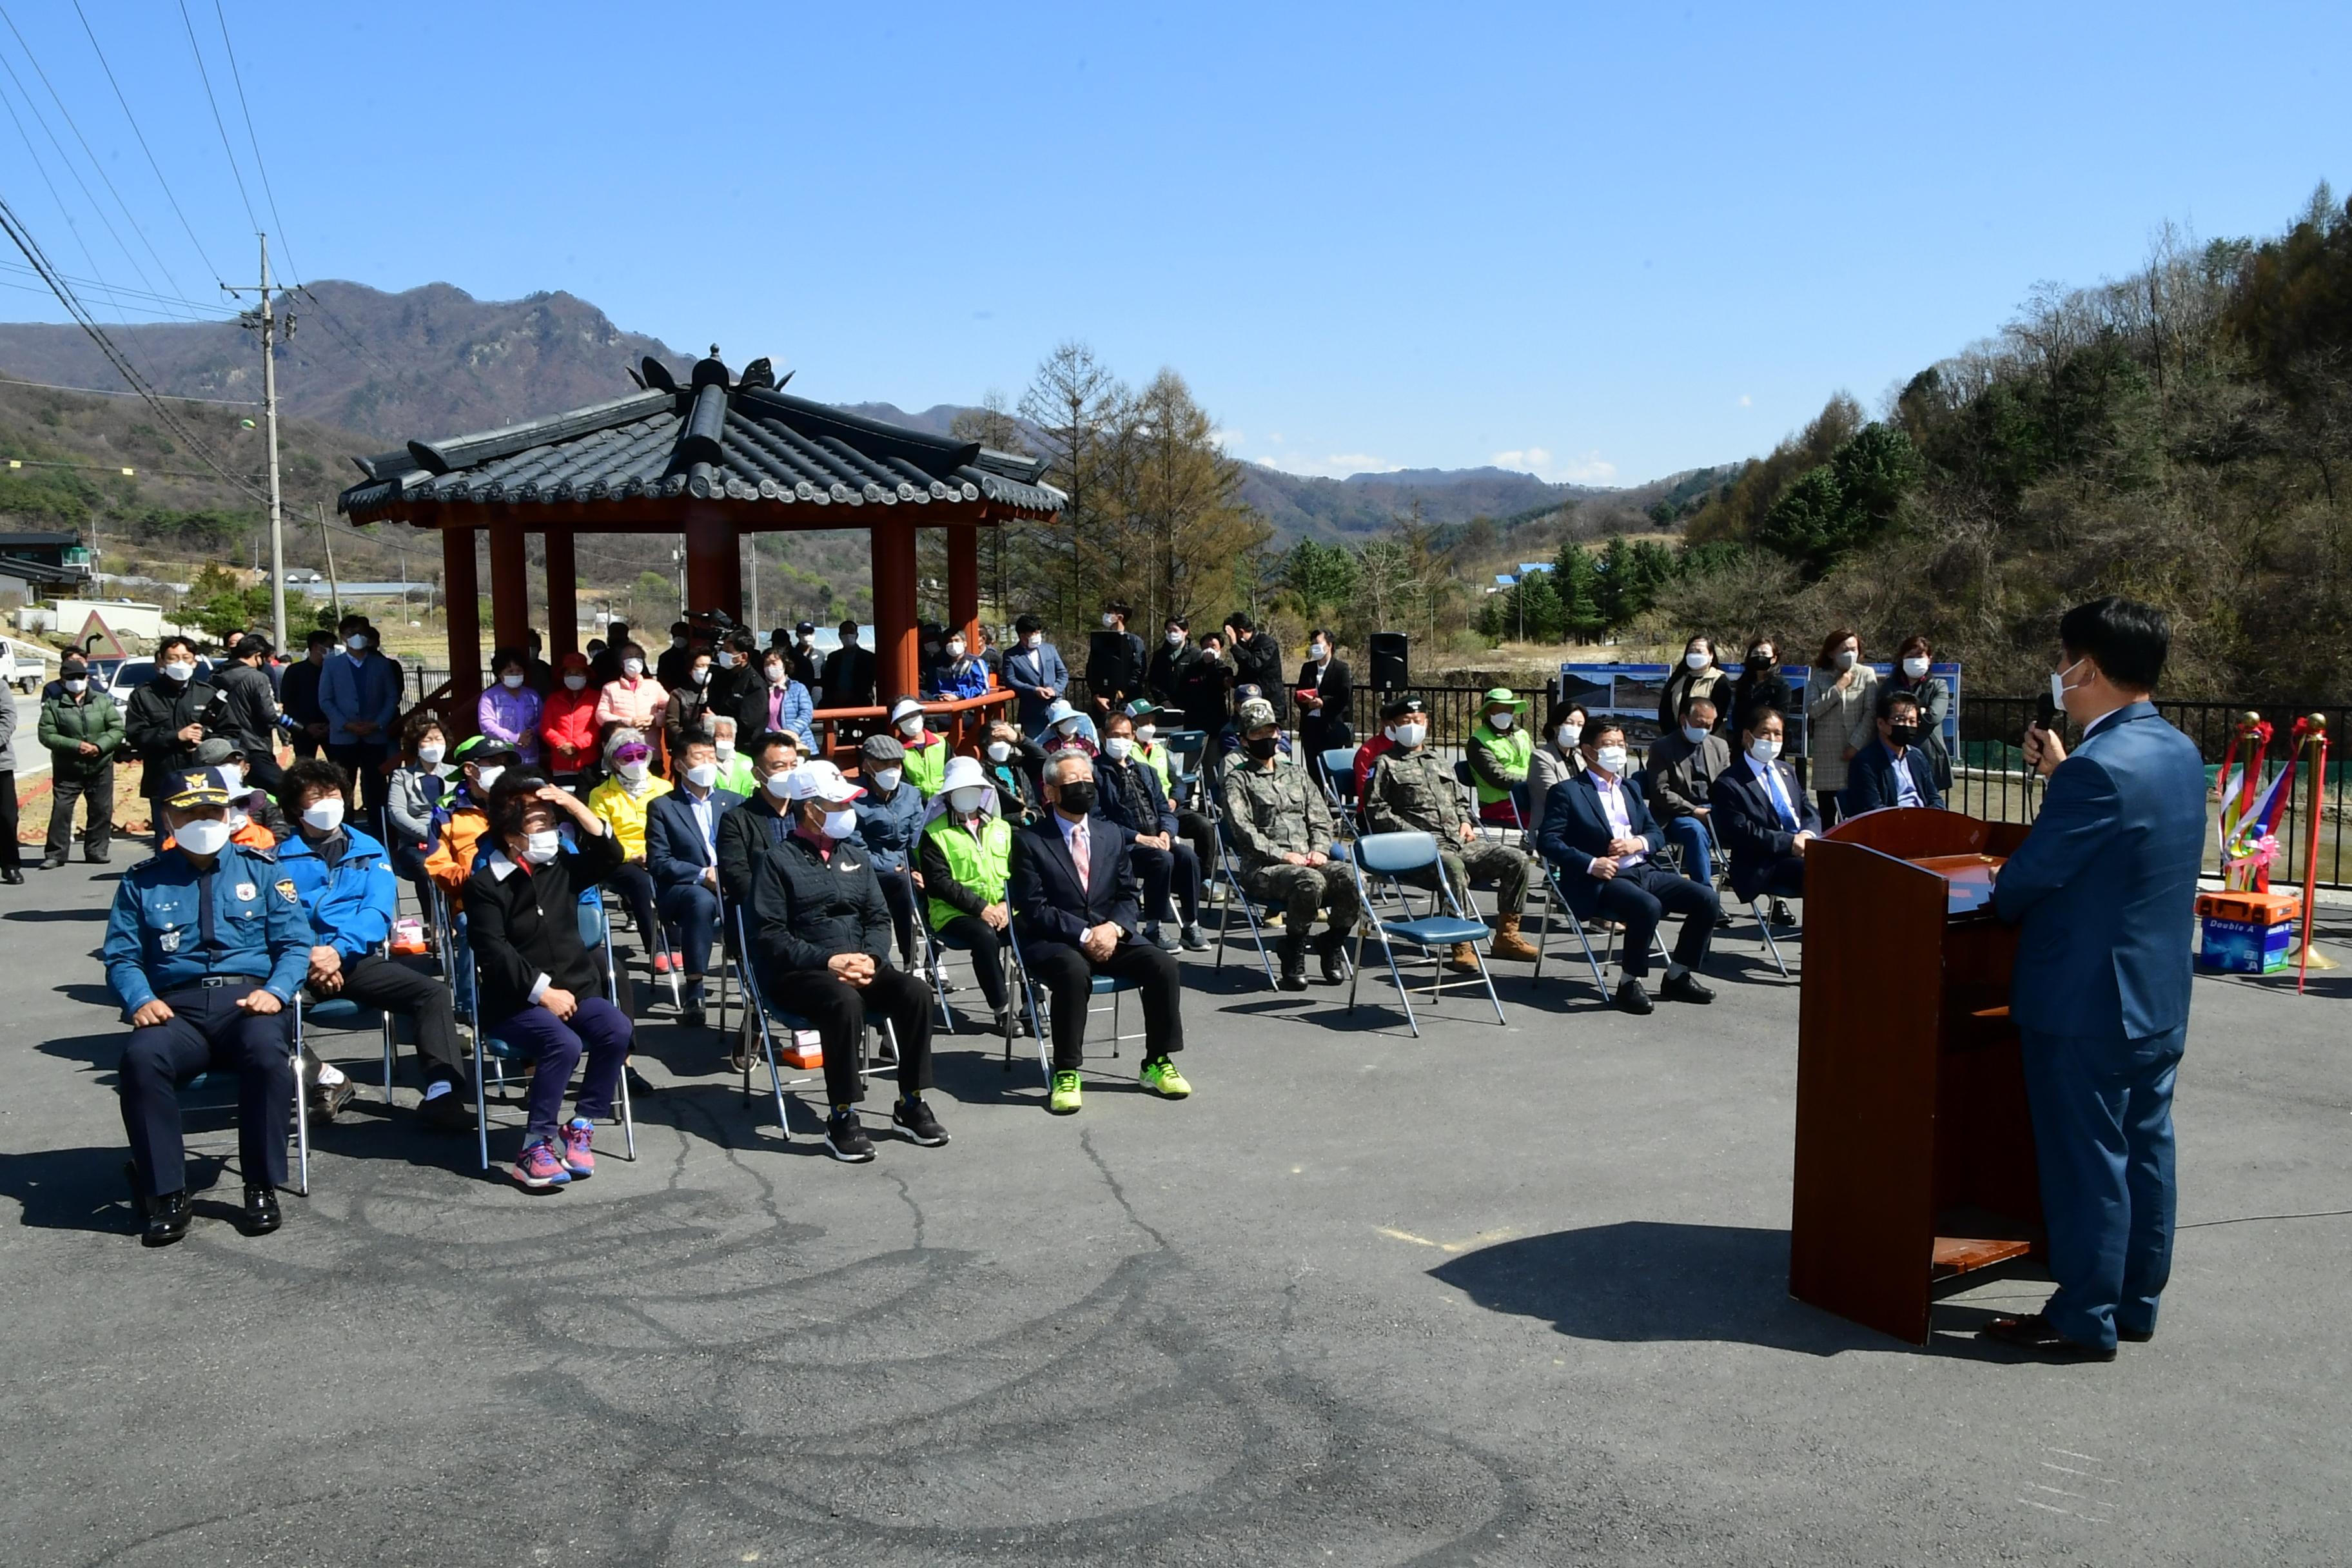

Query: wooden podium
left=1789, top=807, right=2042, bottom=1343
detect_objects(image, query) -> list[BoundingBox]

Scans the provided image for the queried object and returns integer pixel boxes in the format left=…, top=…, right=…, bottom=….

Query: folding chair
left=1344, top=832, right=1506, bottom=1035
left=1453, top=758, right=1524, bottom=842
left=457, top=888, right=638, bottom=1173
left=1529, top=853, right=1674, bottom=1000
left=1318, top=746, right=1361, bottom=827
left=293, top=939, right=399, bottom=1102
left=1161, top=729, right=1209, bottom=812
left=731, top=906, right=901, bottom=1137
left=143, top=1025, right=312, bottom=1200
left=1003, top=917, right=1142, bottom=1086
left=1209, top=817, right=1282, bottom=988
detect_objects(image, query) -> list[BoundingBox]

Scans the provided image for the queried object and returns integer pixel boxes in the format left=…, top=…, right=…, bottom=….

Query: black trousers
left=875, top=870, right=919, bottom=965
left=1175, top=809, right=1216, bottom=879
left=0, top=770, right=16, bottom=871
left=1023, top=937, right=1183, bottom=1071
left=45, top=763, right=113, bottom=860
left=761, top=963, right=934, bottom=1108
left=604, top=862, right=660, bottom=949
left=119, top=985, right=295, bottom=1197
left=329, top=953, right=464, bottom=1084
left=935, top=914, right=1010, bottom=1011
left=291, top=728, right=324, bottom=761
left=1592, top=863, right=1719, bottom=979
left=1132, top=839, right=1202, bottom=925
left=327, top=740, right=390, bottom=825
left=1815, top=790, right=1843, bottom=829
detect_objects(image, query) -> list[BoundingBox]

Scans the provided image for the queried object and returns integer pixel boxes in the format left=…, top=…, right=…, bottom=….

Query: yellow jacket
left=589, top=772, right=672, bottom=859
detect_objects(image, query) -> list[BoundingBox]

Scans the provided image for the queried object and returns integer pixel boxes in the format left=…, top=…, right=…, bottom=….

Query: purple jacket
left=477, top=683, right=544, bottom=763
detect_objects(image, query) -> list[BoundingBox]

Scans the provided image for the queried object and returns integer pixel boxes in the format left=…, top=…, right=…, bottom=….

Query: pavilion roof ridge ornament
left=336, top=349, right=1063, bottom=522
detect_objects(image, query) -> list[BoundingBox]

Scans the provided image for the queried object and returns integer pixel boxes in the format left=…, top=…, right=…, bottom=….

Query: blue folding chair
left=1346, top=832, right=1506, bottom=1035
left=1318, top=746, right=1362, bottom=827
left=293, top=941, right=398, bottom=1102
left=732, top=906, right=900, bottom=1137
left=1209, top=816, right=1283, bottom=988
left=1160, top=729, right=1209, bottom=810
left=456, top=888, right=638, bottom=1173
left=156, top=1023, right=312, bottom=1199
left=1002, top=917, right=1141, bottom=1086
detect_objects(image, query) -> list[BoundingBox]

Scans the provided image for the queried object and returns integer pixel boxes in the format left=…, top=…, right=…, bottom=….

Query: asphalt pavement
left=1, top=858, right=2346, bottom=1566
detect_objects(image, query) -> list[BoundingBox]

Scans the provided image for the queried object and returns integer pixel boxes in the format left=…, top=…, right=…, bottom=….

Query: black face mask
left=1055, top=781, right=1097, bottom=816
left=1888, top=722, right=1920, bottom=747
left=1244, top=735, right=1279, bottom=761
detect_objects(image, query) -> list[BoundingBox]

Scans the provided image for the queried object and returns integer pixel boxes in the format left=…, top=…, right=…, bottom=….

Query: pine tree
left=1553, top=542, right=1602, bottom=641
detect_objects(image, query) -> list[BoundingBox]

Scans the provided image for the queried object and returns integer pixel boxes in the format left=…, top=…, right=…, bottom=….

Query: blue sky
left=0, top=2, right=2344, bottom=487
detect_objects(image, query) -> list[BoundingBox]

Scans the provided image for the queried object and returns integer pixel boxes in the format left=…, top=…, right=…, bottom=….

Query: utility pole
left=746, top=534, right=761, bottom=632
left=229, top=235, right=290, bottom=649
left=315, top=501, right=342, bottom=622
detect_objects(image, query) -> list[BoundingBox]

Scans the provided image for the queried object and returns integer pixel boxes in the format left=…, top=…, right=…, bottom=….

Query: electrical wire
left=211, top=0, right=290, bottom=282
left=0, top=371, right=255, bottom=406
left=71, top=0, right=224, bottom=288
left=0, top=256, right=227, bottom=318
left=0, top=272, right=220, bottom=322
left=175, top=0, right=257, bottom=234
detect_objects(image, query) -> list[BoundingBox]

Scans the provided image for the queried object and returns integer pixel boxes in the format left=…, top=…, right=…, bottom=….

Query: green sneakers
left=1139, top=1057, right=1192, bottom=1099
left=1048, top=1070, right=1083, bottom=1115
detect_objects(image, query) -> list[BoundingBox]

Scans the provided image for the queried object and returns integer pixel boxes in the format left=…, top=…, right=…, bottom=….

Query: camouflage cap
left=1238, top=696, right=1278, bottom=730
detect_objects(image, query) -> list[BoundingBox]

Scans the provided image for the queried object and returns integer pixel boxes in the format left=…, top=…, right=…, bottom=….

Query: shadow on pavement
left=4, top=906, right=108, bottom=923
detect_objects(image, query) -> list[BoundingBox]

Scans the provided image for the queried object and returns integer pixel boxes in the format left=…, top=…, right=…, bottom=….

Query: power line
left=71, top=0, right=224, bottom=287
left=0, top=3, right=204, bottom=311
left=0, top=255, right=229, bottom=317
left=0, top=271, right=222, bottom=323
left=175, top=0, right=256, bottom=234
left=0, top=370, right=255, bottom=406
left=211, top=1, right=291, bottom=284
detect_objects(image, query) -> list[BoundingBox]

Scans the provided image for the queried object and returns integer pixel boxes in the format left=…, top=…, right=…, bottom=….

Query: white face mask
left=502, top=672, right=525, bottom=689
left=716, top=649, right=736, bottom=669
left=1165, top=630, right=1184, bottom=646
left=522, top=829, right=562, bottom=865
left=1489, top=711, right=1515, bottom=732
left=161, top=660, right=196, bottom=684
left=2050, top=657, right=2088, bottom=715
left=223, top=807, right=250, bottom=832
left=871, top=767, right=903, bottom=794
left=763, top=769, right=794, bottom=799
left=622, top=658, right=644, bottom=678
left=946, top=640, right=965, bottom=658
left=714, top=739, right=735, bottom=760
left=1134, top=724, right=1156, bottom=745
left=1685, top=651, right=1710, bottom=670
left=985, top=740, right=1012, bottom=763
left=685, top=761, right=719, bottom=789
left=616, top=760, right=649, bottom=782
left=691, top=667, right=710, bottom=686
left=1902, top=656, right=1930, bottom=678
left=1101, top=612, right=1118, bottom=629
left=898, top=716, right=923, bottom=737
left=301, top=797, right=346, bottom=833
left=473, top=764, right=505, bottom=793
left=1556, top=723, right=1582, bottom=749
left=64, top=677, right=86, bottom=694
left=1593, top=745, right=1628, bottom=777
left=821, top=807, right=859, bottom=840
left=416, top=742, right=446, bottom=767
left=1749, top=736, right=1782, bottom=763
left=1391, top=723, right=1427, bottom=749
left=1024, top=633, right=1042, bottom=651
left=1683, top=724, right=1709, bottom=745
left=175, top=817, right=232, bottom=856
left=345, top=636, right=369, bottom=654
left=1311, top=645, right=1328, bottom=663
left=1834, top=649, right=1857, bottom=671
left=1104, top=736, right=1133, bottom=762
left=949, top=786, right=987, bottom=816
left=564, top=674, right=587, bottom=692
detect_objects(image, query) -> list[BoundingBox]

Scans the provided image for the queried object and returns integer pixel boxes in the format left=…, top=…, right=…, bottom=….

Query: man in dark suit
left=1840, top=687, right=1945, bottom=818
left=1294, top=628, right=1353, bottom=784
left=1981, top=598, right=2205, bottom=1361
left=1006, top=750, right=1190, bottom=1117
left=1708, top=702, right=1818, bottom=919
left=1223, top=611, right=1286, bottom=724
left=1535, top=718, right=1720, bottom=1014
left=645, top=729, right=743, bottom=1030
left=819, top=620, right=876, bottom=713
left=1083, top=599, right=1147, bottom=725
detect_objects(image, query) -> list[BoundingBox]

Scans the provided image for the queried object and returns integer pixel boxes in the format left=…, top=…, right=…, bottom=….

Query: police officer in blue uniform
left=103, top=767, right=313, bottom=1246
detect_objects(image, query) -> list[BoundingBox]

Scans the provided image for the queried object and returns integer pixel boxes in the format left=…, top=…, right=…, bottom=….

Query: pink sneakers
left=512, top=1138, right=571, bottom=1190
left=559, top=1117, right=597, bottom=1177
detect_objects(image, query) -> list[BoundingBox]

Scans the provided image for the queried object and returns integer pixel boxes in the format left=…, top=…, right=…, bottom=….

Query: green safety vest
left=1139, top=740, right=1174, bottom=793
left=1471, top=722, right=1532, bottom=805
left=904, top=734, right=949, bottom=798
left=922, top=812, right=1013, bottom=929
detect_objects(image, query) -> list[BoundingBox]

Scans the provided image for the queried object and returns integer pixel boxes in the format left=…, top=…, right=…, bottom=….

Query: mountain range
left=0, top=280, right=1681, bottom=540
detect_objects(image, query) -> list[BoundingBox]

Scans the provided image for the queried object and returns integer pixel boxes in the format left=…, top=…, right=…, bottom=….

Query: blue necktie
left=1761, top=763, right=1799, bottom=832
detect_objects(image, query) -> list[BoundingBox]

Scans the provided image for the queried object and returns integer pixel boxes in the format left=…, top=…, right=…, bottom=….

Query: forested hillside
left=1656, top=187, right=2352, bottom=698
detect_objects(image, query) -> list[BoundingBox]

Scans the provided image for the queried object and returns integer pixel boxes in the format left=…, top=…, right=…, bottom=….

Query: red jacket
left=542, top=687, right=602, bottom=775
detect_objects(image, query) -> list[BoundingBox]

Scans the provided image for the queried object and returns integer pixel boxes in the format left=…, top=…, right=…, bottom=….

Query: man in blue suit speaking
left=1983, top=597, right=2205, bottom=1361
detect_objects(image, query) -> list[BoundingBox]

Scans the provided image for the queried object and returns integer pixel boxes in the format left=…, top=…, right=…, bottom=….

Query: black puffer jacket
left=123, top=673, right=219, bottom=800
left=463, top=826, right=624, bottom=1023
left=749, top=828, right=892, bottom=976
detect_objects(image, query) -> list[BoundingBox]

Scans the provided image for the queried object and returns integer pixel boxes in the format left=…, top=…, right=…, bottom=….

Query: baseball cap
left=783, top=759, right=865, bottom=805
left=164, top=769, right=231, bottom=809
left=453, top=734, right=520, bottom=767
left=1238, top=696, right=1277, bottom=730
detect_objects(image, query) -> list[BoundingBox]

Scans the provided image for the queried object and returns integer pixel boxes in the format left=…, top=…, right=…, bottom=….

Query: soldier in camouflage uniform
left=1221, top=697, right=1358, bottom=990
left=1362, top=692, right=1542, bottom=968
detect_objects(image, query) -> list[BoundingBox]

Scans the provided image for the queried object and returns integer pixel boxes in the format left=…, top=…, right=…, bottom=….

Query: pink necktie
left=1072, top=821, right=1090, bottom=892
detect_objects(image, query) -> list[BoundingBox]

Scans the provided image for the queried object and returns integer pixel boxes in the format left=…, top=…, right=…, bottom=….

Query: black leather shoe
left=0, top=868, right=21, bottom=885
left=86, top=851, right=110, bottom=865
left=1614, top=978, right=1654, bottom=1015
left=1317, top=936, right=1349, bottom=985
left=241, top=1185, right=283, bottom=1236
left=681, top=1003, right=707, bottom=1030
left=1661, top=970, right=1716, bottom=1004
left=1770, top=899, right=1796, bottom=926
left=309, top=1080, right=355, bottom=1121
left=142, top=1190, right=191, bottom=1247
left=1977, top=1313, right=2115, bottom=1361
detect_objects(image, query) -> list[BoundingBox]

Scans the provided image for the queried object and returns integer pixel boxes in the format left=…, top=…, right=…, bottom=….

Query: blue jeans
left=2019, top=1025, right=2184, bottom=1350
left=1662, top=814, right=1713, bottom=885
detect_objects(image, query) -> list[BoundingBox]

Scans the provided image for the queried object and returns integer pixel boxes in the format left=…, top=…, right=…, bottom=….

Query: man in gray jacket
left=1643, top=692, right=1732, bottom=890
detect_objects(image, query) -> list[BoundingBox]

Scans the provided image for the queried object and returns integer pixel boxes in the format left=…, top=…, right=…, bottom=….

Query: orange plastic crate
left=2195, top=889, right=2302, bottom=926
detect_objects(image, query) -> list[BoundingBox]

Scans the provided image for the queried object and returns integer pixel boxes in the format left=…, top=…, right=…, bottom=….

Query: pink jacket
left=594, top=675, right=668, bottom=732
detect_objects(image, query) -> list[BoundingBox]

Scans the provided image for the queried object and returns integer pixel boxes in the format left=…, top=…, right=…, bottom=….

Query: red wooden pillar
left=683, top=509, right=741, bottom=622
left=544, top=526, right=578, bottom=658
left=488, top=516, right=530, bottom=656
left=441, top=520, right=483, bottom=723
left=946, top=522, right=979, bottom=647
left=872, top=519, right=919, bottom=703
